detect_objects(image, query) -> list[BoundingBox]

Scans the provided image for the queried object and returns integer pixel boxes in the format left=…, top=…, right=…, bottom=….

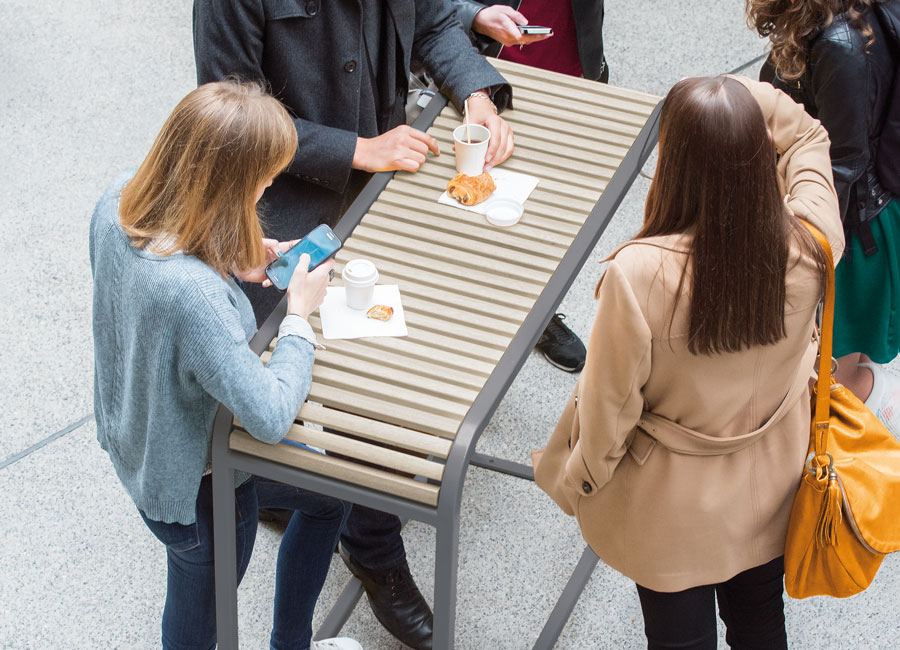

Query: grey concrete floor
left=2, top=1, right=899, bottom=649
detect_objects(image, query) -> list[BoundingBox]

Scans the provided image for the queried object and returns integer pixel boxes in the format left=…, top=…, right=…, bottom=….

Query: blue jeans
left=140, top=475, right=351, bottom=650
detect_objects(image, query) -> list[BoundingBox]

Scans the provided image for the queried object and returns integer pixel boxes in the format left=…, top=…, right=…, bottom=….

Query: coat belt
left=632, top=340, right=818, bottom=457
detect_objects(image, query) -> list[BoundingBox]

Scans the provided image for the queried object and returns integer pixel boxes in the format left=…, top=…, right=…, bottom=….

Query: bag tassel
left=816, top=469, right=843, bottom=547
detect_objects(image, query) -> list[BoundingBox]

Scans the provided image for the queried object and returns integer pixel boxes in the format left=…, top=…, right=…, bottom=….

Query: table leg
left=469, top=452, right=535, bottom=481
left=314, top=577, right=365, bottom=640
left=212, top=462, right=240, bottom=650
left=433, top=522, right=460, bottom=650
left=531, top=545, right=600, bottom=650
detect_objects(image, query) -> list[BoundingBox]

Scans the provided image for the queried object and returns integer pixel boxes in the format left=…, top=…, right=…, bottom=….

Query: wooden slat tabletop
left=231, top=59, right=660, bottom=504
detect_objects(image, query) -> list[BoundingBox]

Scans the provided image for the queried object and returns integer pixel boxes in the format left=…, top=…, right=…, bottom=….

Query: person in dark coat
left=193, top=2, right=514, bottom=649
left=750, top=0, right=900, bottom=437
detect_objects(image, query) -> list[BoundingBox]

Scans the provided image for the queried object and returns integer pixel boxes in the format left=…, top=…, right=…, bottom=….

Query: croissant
left=446, top=173, right=496, bottom=206
left=366, top=304, right=394, bottom=321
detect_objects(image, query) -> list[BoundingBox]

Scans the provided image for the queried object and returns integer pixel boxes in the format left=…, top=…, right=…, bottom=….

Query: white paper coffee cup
left=342, top=259, right=379, bottom=310
left=453, top=124, right=491, bottom=177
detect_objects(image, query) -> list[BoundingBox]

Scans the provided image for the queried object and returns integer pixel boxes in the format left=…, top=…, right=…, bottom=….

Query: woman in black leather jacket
left=750, top=0, right=900, bottom=436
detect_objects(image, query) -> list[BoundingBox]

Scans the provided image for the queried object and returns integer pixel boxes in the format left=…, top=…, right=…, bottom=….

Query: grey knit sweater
left=90, top=172, right=316, bottom=525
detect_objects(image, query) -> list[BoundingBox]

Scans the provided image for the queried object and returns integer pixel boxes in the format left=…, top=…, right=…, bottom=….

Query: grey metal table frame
left=210, top=92, right=662, bottom=650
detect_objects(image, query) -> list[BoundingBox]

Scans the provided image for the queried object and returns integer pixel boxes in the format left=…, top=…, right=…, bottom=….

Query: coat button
left=305, top=1, right=318, bottom=15
left=582, top=481, right=592, bottom=494
left=344, top=60, right=357, bottom=73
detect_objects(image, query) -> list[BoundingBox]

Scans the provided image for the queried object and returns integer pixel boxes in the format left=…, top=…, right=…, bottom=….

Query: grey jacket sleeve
left=452, top=0, right=486, bottom=33
left=413, top=0, right=512, bottom=112
left=193, top=0, right=358, bottom=194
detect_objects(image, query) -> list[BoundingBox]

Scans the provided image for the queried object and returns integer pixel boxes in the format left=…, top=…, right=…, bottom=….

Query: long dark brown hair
left=747, top=0, right=875, bottom=80
left=639, top=76, right=827, bottom=355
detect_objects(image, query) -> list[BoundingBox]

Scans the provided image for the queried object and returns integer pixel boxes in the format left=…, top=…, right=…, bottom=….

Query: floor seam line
left=728, top=52, right=768, bottom=76
left=0, top=413, right=92, bottom=471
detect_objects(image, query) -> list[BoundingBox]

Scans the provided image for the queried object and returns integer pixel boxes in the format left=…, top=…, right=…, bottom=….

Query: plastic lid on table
left=485, top=198, right=524, bottom=227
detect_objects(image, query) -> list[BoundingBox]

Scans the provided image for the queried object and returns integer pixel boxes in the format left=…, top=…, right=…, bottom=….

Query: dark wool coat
left=194, top=0, right=510, bottom=317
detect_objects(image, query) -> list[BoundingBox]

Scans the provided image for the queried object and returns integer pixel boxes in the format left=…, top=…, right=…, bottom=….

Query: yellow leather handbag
left=784, top=223, right=900, bottom=598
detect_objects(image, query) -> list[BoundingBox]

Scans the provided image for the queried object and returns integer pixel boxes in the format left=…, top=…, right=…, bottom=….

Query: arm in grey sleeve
left=452, top=0, right=487, bottom=34
left=413, top=0, right=512, bottom=112
left=186, top=304, right=316, bottom=444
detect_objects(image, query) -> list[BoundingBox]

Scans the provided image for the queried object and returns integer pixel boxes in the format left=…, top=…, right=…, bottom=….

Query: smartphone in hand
left=518, top=25, right=552, bottom=35
left=265, top=224, right=342, bottom=291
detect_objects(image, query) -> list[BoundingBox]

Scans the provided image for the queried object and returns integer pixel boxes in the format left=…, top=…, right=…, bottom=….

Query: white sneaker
left=310, top=638, right=363, bottom=650
left=861, top=362, right=900, bottom=439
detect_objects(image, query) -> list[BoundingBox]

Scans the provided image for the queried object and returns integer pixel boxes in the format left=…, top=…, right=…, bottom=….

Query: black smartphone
left=264, top=224, right=342, bottom=291
left=517, top=25, right=552, bottom=35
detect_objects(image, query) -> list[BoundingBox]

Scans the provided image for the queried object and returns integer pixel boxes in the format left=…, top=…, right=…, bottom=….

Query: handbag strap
left=800, top=221, right=836, bottom=458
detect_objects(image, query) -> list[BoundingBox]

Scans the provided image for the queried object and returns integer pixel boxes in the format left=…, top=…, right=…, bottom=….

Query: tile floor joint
left=0, top=413, right=92, bottom=471
left=728, top=52, right=768, bottom=76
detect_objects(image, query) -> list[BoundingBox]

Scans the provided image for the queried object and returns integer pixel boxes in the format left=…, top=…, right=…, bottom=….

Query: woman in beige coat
left=534, top=76, right=843, bottom=649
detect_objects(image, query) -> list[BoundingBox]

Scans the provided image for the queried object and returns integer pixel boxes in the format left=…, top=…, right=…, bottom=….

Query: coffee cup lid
left=485, top=198, right=524, bottom=227
left=342, top=259, right=379, bottom=285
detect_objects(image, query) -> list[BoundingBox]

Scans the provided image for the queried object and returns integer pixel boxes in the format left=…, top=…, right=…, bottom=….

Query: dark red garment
left=497, top=0, right=583, bottom=77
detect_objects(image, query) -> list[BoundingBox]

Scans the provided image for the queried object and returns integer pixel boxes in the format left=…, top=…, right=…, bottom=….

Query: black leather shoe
left=339, top=545, right=433, bottom=650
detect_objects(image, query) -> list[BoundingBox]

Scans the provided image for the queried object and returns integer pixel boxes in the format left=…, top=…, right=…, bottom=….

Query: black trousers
left=636, top=556, right=788, bottom=650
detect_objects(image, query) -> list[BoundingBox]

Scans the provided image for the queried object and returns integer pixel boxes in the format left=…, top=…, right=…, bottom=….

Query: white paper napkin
left=319, top=285, right=408, bottom=339
left=437, top=168, right=539, bottom=215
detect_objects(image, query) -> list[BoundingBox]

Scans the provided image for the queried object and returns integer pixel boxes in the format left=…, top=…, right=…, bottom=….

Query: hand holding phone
left=286, top=254, right=334, bottom=320
left=470, top=5, right=552, bottom=47
left=517, top=25, right=552, bottom=35
left=265, top=224, right=342, bottom=291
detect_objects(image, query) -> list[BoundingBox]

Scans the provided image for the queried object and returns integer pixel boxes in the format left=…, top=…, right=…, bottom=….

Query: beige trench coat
left=534, top=77, right=845, bottom=592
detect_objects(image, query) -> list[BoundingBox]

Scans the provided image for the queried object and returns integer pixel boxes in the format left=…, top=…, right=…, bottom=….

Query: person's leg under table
left=340, top=505, right=435, bottom=650
left=255, top=477, right=352, bottom=650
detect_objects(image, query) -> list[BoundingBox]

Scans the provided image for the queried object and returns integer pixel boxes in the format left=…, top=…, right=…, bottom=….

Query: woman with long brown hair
left=534, top=76, right=842, bottom=648
left=91, top=81, right=361, bottom=650
left=749, top=0, right=900, bottom=436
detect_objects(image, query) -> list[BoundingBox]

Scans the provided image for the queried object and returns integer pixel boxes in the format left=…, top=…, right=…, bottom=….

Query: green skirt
left=834, top=199, right=900, bottom=363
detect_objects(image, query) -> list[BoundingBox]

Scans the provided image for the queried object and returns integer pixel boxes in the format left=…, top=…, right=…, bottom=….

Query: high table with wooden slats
left=211, top=59, right=662, bottom=650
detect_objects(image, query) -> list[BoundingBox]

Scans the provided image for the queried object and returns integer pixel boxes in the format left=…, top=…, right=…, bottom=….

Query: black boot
left=339, top=545, right=433, bottom=650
